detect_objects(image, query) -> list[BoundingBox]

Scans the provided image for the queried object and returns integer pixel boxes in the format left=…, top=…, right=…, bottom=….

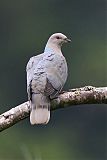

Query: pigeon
left=26, top=33, right=71, bottom=125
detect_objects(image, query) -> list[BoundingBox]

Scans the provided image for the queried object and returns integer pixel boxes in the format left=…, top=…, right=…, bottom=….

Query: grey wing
left=44, top=67, right=64, bottom=99
left=45, top=77, right=62, bottom=99
left=44, top=55, right=68, bottom=99
left=26, top=54, right=43, bottom=100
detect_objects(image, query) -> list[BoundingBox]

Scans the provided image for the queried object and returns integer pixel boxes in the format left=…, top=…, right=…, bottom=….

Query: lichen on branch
left=0, top=86, right=107, bottom=132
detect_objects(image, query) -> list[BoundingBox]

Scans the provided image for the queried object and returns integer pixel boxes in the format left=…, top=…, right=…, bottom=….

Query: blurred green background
left=0, top=0, right=106, bottom=160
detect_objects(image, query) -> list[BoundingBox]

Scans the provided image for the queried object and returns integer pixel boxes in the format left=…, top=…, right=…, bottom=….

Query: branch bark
left=0, top=86, right=107, bottom=132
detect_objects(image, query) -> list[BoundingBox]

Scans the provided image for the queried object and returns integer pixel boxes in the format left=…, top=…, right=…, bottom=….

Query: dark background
left=0, top=0, right=106, bottom=160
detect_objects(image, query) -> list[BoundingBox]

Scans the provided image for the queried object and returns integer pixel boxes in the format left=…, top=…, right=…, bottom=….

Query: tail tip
left=30, top=108, right=50, bottom=125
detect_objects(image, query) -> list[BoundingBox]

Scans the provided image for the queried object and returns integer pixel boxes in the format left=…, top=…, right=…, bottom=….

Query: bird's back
left=31, top=51, right=68, bottom=97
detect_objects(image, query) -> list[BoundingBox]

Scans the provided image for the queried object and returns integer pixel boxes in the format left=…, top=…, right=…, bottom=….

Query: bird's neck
left=44, top=43, right=62, bottom=54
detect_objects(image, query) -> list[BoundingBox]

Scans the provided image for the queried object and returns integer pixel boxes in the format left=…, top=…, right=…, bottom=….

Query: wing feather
left=26, top=54, right=43, bottom=99
left=44, top=67, right=63, bottom=99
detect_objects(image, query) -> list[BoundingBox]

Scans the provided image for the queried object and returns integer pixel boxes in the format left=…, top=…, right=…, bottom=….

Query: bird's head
left=48, top=33, right=71, bottom=46
left=45, top=33, right=71, bottom=53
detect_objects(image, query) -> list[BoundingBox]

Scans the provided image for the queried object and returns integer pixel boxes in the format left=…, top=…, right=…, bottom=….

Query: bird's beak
left=64, top=38, right=71, bottom=43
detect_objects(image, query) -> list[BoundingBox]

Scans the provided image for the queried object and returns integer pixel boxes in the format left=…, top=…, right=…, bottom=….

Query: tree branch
left=0, top=86, right=107, bottom=132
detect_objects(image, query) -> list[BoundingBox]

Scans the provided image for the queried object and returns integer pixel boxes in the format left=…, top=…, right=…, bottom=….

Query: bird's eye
left=56, top=36, right=60, bottom=39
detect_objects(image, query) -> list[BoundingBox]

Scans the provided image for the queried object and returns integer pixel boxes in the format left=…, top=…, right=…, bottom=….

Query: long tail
left=30, top=93, right=50, bottom=125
